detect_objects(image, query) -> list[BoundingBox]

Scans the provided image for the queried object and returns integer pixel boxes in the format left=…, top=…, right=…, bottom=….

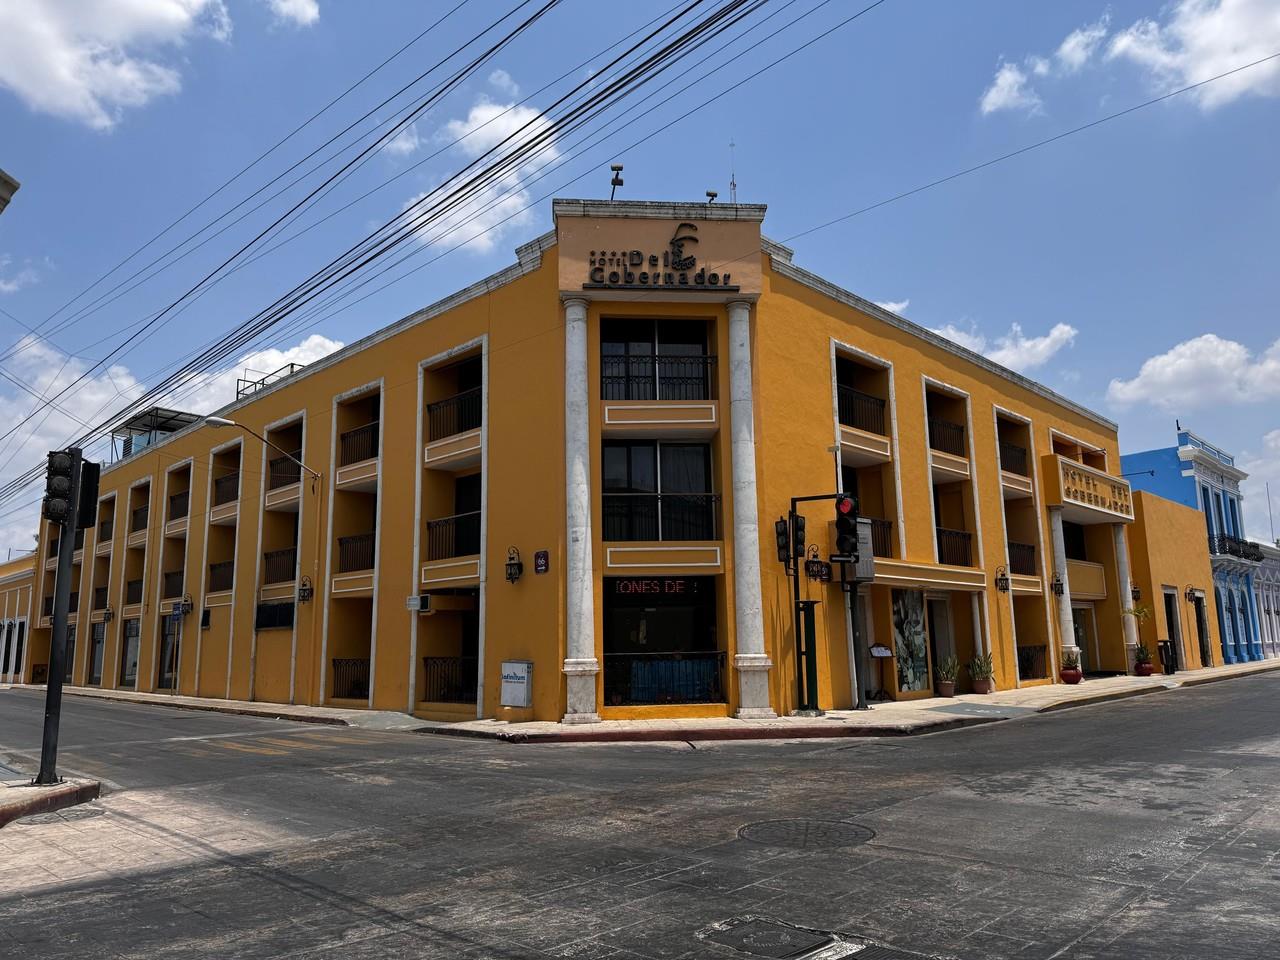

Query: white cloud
left=873, top=299, right=909, bottom=315
left=0, top=255, right=40, bottom=294
left=1107, top=0, right=1280, bottom=109
left=980, top=61, right=1042, bottom=115
left=160, top=333, right=342, bottom=413
left=383, top=123, right=421, bottom=157
left=1240, top=430, right=1280, bottom=544
left=1107, top=334, right=1280, bottom=409
left=488, top=68, right=519, bottom=97
left=265, top=0, right=319, bottom=27
left=1056, top=16, right=1110, bottom=72
left=931, top=321, right=1078, bottom=372
left=403, top=93, right=558, bottom=254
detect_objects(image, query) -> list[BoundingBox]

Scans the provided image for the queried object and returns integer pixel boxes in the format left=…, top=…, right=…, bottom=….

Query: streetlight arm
left=205, top=417, right=322, bottom=481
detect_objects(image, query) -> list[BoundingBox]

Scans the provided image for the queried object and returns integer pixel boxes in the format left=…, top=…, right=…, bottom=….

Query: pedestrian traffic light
left=42, top=450, right=75, bottom=525
left=774, top=517, right=791, bottom=564
left=791, top=511, right=806, bottom=558
left=834, top=493, right=858, bottom=559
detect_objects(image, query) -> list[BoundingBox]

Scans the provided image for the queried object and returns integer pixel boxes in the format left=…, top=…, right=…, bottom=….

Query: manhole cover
left=13, top=805, right=104, bottom=826
left=738, top=819, right=874, bottom=850
left=700, top=917, right=835, bottom=958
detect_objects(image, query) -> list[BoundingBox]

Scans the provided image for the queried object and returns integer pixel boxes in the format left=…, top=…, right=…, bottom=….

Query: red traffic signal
left=834, top=494, right=859, bottom=558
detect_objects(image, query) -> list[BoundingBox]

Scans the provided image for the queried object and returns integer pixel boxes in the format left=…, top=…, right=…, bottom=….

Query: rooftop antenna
left=729, top=139, right=738, bottom=203
left=705, top=190, right=717, bottom=203
left=609, top=164, right=624, bottom=201
left=1268, top=481, right=1276, bottom=542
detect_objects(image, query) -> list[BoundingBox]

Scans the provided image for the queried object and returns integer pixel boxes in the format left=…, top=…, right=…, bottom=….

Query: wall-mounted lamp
left=298, top=575, right=314, bottom=603
left=505, top=547, right=524, bottom=584
left=1050, top=572, right=1065, bottom=597
left=102, top=604, right=114, bottom=624
left=803, top=544, right=831, bottom=582
left=1130, top=584, right=1141, bottom=603
left=1184, top=584, right=1197, bottom=604
left=994, top=566, right=1011, bottom=594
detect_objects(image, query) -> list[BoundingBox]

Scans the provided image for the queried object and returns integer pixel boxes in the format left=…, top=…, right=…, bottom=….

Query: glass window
left=602, top=443, right=657, bottom=493
left=119, top=619, right=140, bottom=686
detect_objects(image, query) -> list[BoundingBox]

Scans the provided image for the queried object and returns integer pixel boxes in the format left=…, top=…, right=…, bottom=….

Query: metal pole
left=852, top=589, right=870, bottom=710
left=789, top=508, right=804, bottom=711
left=36, top=448, right=81, bottom=785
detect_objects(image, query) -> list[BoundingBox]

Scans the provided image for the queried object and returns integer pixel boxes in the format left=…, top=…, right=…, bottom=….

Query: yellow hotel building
left=1, top=199, right=1158, bottom=722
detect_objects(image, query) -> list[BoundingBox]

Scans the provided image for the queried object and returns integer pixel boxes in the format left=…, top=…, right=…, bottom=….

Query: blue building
left=1122, top=429, right=1266, bottom=663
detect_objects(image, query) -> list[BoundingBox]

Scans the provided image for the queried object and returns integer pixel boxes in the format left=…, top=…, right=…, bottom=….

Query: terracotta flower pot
left=1135, top=661, right=1155, bottom=677
left=1060, top=667, right=1083, bottom=685
left=971, top=677, right=994, bottom=695
left=936, top=680, right=956, bottom=698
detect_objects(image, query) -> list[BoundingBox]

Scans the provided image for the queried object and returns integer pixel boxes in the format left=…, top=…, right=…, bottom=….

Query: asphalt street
left=2, top=677, right=1279, bottom=960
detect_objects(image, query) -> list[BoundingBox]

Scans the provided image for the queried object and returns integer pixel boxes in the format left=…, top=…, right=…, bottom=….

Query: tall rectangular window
left=602, top=441, right=715, bottom=541
left=119, top=619, right=140, bottom=687
left=601, top=318, right=711, bottom=401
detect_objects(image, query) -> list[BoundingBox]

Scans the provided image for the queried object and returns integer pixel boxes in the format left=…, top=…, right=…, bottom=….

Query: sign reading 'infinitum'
left=584, top=222, right=738, bottom=291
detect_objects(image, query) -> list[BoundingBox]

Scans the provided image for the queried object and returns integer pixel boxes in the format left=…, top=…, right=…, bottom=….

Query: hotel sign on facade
left=1044, top=454, right=1134, bottom=522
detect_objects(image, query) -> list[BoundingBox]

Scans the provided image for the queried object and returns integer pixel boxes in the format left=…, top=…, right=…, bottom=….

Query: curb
left=0, top=779, right=101, bottom=829
left=1178, top=661, right=1280, bottom=686
left=1037, top=684, right=1174, bottom=713
left=12, top=685, right=351, bottom=727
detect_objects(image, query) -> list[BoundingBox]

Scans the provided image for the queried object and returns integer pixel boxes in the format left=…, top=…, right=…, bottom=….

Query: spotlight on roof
left=705, top=190, right=718, bottom=203
left=609, top=164, right=624, bottom=201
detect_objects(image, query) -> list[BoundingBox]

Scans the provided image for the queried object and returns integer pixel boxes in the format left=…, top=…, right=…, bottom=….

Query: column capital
left=562, top=296, right=589, bottom=314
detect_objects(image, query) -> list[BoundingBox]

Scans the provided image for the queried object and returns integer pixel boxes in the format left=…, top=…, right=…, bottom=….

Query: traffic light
left=791, top=511, right=806, bottom=558
left=774, top=517, right=791, bottom=564
left=834, top=493, right=858, bottom=558
left=42, top=450, right=75, bottom=525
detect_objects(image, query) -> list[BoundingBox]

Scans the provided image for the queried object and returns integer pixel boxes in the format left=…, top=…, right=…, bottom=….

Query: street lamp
left=1184, top=584, right=1197, bottom=604
left=1050, top=572, right=1065, bottom=597
left=994, top=566, right=1011, bottom=593
left=205, top=416, right=321, bottom=483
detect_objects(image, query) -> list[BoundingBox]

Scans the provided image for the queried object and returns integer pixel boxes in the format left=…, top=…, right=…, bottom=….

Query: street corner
left=1, top=775, right=101, bottom=829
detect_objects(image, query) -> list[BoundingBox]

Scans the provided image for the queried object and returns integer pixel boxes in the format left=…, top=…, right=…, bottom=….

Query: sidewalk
left=6, top=658, right=1278, bottom=744
left=0, top=760, right=100, bottom=828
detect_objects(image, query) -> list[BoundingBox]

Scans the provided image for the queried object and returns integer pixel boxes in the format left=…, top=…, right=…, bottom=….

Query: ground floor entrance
left=1072, top=602, right=1100, bottom=674
left=0, top=619, right=25, bottom=683
left=602, top=575, right=723, bottom=706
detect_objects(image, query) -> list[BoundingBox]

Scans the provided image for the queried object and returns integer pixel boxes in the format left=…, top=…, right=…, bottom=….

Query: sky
left=0, top=0, right=1278, bottom=552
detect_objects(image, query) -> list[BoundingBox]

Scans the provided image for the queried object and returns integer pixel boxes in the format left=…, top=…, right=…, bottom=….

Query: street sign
left=534, top=550, right=549, bottom=574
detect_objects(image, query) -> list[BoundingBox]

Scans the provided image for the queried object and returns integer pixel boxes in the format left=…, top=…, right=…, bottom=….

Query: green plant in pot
left=1060, top=649, right=1083, bottom=684
left=935, top=654, right=960, bottom=698
left=967, top=652, right=995, bottom=694
left=1134, top=643, right=1155, bottom=676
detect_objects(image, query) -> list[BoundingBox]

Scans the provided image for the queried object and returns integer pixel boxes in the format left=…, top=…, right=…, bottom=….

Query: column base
left=733, top=654, right=775, bottom=719
left=1124, top=642, right=1139, bottom=675
left=562, top=658, right=600, bottom=724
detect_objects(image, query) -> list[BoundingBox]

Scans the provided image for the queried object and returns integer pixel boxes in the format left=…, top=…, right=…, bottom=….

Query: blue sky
left=0, top=0, right=1278, bottom=550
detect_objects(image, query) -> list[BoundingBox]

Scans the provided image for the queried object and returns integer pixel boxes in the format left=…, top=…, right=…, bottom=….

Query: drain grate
left=738, top=819, right=874, bottom=850
left=13, top=806, right=104, bottom=826
left=699, top=917, right=837, bottom=958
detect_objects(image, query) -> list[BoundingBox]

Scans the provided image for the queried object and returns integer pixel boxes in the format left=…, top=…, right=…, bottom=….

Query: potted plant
left=1134, top=644, right=1155, bottom=677
left=935, top=654, right=959, bottom=698
left=967, top=652, right=995, bottom=695
left=1060, top=650, right=1083, bottom=684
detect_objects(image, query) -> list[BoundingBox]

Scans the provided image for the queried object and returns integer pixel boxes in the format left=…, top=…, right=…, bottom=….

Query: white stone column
left=1049, top=506, right=1078, bottom=665
left=727, top=299, right=775, bottom=719
left=562, top=297, right=599, bottom=723
left=970, top=592, right=985, bottom=657
left=1112, top=522, right=1139, bottom=671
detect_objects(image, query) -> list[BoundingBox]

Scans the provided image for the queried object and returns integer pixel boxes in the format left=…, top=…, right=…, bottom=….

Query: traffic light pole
left=36, top=448, right=81, bottom=786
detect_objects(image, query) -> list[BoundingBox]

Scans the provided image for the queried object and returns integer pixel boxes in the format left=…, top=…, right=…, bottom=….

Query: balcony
left=208, top=560, right=235, bottom=593
left=161, top=571, right=184, bottom=600
left=338, top=533, right=376, bottom=573
left=837, top=385, right=886, bottom=436
left=168, top=491, right=189, bottom=521
left=72, top=528, right=85, bottom=556
left=936, top=527, right=973, bottom=567
left=600, top=355, right=718, bottom=437
left=868, top=518, right=894, bottom=559
left=602, top=493, right=720, bottom=543
left=999, top=441, right=1029, bottom=477
left=92, top=586, right=108, bottom=610
left=212, top=472, right=240, bottom=506
left=1008, top=541, right=1036, bottom=576
left=603, top=651, right=726, bottom=705
left=42, top=596, right=53, bottom=618
left=69, top=591, right=79, bottom=612
left=928, top=417, right=966, bottom=457
left=263, top=547, right=297, bottom=584
left=131, top=504, right=149, bottom=532
left=424, top=388, right=483, bottom=471
left=1209, top=535, right=1264, bottom=563
left=339, top=422, right=379, bottom=467
left=97, top=518, right=114, bottom=548
left=332, top=657, right=370, bottom=701
left=426, top=514, right=480, bottom=562
left=422, top=656, right=478, bottom=704
left=125, top=578, right=144, bottom=606
left=265, top=453, right=304, bottom=511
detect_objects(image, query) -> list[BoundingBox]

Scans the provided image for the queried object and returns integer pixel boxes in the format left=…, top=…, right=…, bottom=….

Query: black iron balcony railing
left=1008, top=540, right=1036, bottom=576
left=130, top=504, right=149, bottom=533
left=263, top=547, right=297, bottom=584
left=92, top=586, right=108, bottom=610
left=125, top=579, right=144, bottom=605
left=602, top=493, right=720, bottom=542
left=47, top=536, right=59, bottom=557
left=426, top=513, right=480, bottom=561
left=208, top=560, right=235, bottom=592
left=337, top=533, right=376, bottom=573
left=836, top=385, right=887, bottom=436
left=98, top=518, right=113, bottom=542
left=603, top=651, right=726, bottom=705
left=1209, top=535, right=1265, bottom=563
left=928, top=417, right=967, bottom=457
left=427, top=387, right=482, bottom=441
left=268, top=452, right=303, bottom=489
left=936, top=527, right=973, bottom=567
left=42, top=596, right=52, bottom=617
left=168, top=491, right=189, bottom=521
left=212, top=472, right=240, bottom=506
left=422, top=656, right=478, bottom=703
left=1016, top=644, right=1049, bottom=681
left=162, top=571, right=184, bottom=599
left=600, top=354, right=716, bottom=402
left=332, top=658, right=370, bottom=700
left=999, top=440, right=1029, bottom=477
left=73, top=528, right=85, bottom=551
left=868, top=518, right=894, bottom=558
left=339, top=422, right=379, bottom=467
